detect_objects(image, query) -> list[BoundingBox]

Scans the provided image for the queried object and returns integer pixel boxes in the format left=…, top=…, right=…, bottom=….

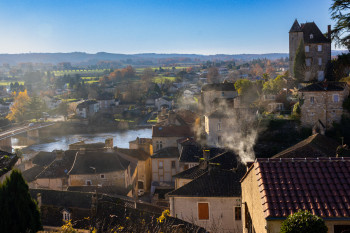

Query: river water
left=12, top=128, right=152, bottom=156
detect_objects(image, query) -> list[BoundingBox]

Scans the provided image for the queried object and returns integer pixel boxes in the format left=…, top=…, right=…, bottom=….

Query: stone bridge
left=0, top=123, right=56, bottom=152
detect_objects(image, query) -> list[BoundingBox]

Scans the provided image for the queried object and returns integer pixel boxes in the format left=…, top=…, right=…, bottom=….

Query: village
left=0, top=3, right=350, bottom=232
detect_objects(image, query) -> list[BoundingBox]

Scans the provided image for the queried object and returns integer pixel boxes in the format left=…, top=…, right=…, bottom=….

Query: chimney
left=79, top=147, right=86, bottom=155
left=37, top=193, right=42, bottom=209
left=168, top=110, right=176, bottom=124
left=328, top=25, right=331, bottom=40
left=203, top=149, right=210, bottom=161
left=105, top=138, right=114, bottom=152
left=56, top=150, right=64, bottom=160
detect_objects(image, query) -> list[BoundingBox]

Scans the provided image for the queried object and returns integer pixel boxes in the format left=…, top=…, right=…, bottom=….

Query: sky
left=0, top=0, right=339, bottom=55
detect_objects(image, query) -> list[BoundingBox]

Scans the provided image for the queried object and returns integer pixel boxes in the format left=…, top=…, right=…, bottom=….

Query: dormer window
left=310, top=34, right=314, bottom=39
left=62, top=209, right=71, bottom=221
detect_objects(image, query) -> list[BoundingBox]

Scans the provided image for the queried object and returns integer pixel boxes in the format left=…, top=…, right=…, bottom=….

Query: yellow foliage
left=157, top=209, right=170, bottom=223
left=6, top=90, right=30, bottom=122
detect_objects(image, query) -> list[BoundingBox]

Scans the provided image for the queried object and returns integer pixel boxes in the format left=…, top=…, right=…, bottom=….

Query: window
left=221, top=91, right=225, bottom=97
left=318, top=71, right=324, bottom=81
left=310, top=96, right=315, bottom=104
left=333, top=94, right=339, bottom=103
left=100, top=174, right=105, bottom=179
left=306, top=58, right=311, bottom=67
left=156, top=141, right=163, bottom=150
left=62, top=211, right=71, bottom=221
left=235, top=207, right=242, bottom=220
left=158, top=161, right=163, bottom=169
left=198, top=203, right=209, bottom=220
left=305, top=45, right=309, bottom=52
left=318, top=45, right=322, bottom=52
left=217, top=123, right=221, bottom=131
left=310, top=34, right=314, bottom=39
left=86, top=180, right=92, bottom=186
left=318, top=57, right=322, bottom=66
left=171, top=161, right=176, bottom=169
left=218, top=136, right=222, bottom=144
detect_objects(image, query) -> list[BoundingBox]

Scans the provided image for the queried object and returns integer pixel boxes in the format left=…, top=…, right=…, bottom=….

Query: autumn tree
left=6, top=90, right=30, bottom=122
left=330, top=0, right=350, bottom=50
left=207, top=67, right=220, bottom=83
left=293, top=39, right=306, bottom=82
left=0, top=170, right=42, bottom=233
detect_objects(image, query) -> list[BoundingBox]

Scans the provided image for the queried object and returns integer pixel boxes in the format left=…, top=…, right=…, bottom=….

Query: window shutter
left=198, top=203, right=209, bottom=220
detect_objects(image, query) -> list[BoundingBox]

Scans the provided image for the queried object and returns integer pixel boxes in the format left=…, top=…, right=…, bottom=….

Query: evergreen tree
left=293, top=39, right=306, bottom=83
left=0, top=170, right=42, bottom=233
left=330, top=0, right=350, bottom=50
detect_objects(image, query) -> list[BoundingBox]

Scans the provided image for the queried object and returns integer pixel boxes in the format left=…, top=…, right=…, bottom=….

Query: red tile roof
left=246, top=158, right=350, bottom=219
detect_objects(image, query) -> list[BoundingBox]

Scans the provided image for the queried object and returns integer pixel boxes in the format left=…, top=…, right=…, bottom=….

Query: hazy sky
left=0, top=0, right=338, bottom=54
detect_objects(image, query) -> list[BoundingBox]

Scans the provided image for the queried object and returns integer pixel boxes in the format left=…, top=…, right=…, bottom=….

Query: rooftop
left=151, top=147, right=179, bottom=159
left=201, top=83, right=236, bottom=92
left=299, top=82, right=347, bottom=92
left=0, top=150, right=18, bottom=177
left=242, top=158, right=350, bottom=219
left=169, top=169, right=243, bottom=197
left=152, top=125, right=193, bottom=138
left=116, top=148, right=150, bottom=161
left=68, top=151, right=130, bottom=175
left=272, top=133, right=339, bottom=158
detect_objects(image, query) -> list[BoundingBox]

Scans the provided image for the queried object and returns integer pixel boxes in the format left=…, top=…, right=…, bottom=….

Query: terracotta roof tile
left=253, top=158, right=350, bottom=219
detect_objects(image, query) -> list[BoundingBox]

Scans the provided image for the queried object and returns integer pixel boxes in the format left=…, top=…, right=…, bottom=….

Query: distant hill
left=0, top=50, right=347, bottom=65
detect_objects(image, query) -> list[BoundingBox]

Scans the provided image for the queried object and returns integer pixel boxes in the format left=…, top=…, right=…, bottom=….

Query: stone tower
left=289, top=19, right=331, bottom=82
left=289, top=19, right=304, bottom=78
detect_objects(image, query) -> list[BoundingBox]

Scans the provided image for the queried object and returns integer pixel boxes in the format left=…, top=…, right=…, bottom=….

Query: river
left=11, top=128, right=152, bottom=156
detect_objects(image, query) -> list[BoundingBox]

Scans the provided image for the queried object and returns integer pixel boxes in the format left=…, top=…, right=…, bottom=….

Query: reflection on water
left=12, top=128, right=152, bottom=153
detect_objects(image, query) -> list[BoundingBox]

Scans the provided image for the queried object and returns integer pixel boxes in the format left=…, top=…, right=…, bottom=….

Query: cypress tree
left=293, top=39, right=306, bottom=82
left=0, top=170, right=42, bottom=233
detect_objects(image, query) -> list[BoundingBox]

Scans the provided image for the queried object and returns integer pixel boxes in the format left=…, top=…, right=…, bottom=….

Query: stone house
left=241, top=158, right=350, bottom=233
left=289, top=20, right=331, bottom=81
left=67, top=151, right=131, bottom=190
left=34, top=150, right=76, bottom=190
left=201, top=82, right=237, bottom=113
left=116, top=148, right=152, bottom=193
left=151, top=147, right=180, bottom=184
left=168, top=169, right=244, bottom=233
left=152, top=124, right=193, bottom=152
left=299, top=82, right=349, bottom=129
left=129, top=137, right=153, bottom=154
left=76, top=100, right=100, bottom=118
left=155, top=97, right=173, bottom=111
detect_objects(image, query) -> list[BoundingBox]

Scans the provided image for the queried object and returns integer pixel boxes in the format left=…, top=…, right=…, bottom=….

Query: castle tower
left=289, top=19, right=304, bottom=78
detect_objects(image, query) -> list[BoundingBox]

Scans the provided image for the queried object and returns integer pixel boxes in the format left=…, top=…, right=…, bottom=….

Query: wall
left=175, top=178, right=192, bottom=189
left=152, top=136, right=181, bottom=152
left=68, top=170, right=127, bottom=189
left=152, top=157, right=180, bottom=183
left=170, top=196, right=242, bottom=233
left=201, top=90, right=237, bottom=113
left=300, top=87, right=349, bottom=128
left=35, top=178, right=65, bottom=191
left=241, top=165, right=268, bottom=233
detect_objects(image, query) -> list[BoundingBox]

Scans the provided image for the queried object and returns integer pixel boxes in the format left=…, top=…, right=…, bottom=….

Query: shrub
left=280, top=210, right=327, bottom=233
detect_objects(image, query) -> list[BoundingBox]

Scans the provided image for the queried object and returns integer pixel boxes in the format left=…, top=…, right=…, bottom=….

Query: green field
left=153, top=76, right=177, bottom=83
left=53, top=69, right=110, bottom=77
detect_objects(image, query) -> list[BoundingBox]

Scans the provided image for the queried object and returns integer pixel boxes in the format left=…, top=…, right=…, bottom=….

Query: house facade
left=299, top=82, right=349, bottom=129
left=76, top=100, right=100, bottom=118
left=201, top=83, right=237, bottom=113
left=151, top=147, right=180, bottom=183
left=152, top=125, right=193, bottom=152
left=289, top=20, right=331, bottom=81
left=169, top=169, right=243, bottom=233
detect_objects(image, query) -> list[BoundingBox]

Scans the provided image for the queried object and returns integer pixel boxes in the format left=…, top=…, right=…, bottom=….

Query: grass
left=52, top=69, right=110, bottom=77
left=153, top=76, right=176, bottom=83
